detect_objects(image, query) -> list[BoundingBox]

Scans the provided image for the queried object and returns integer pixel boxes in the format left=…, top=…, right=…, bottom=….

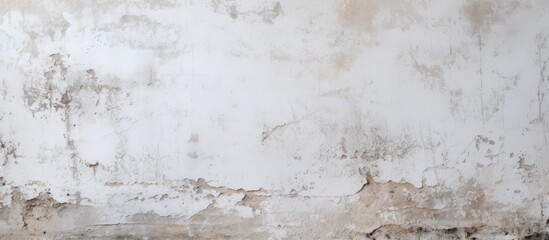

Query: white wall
left=0, top=0, right=548, bottom=238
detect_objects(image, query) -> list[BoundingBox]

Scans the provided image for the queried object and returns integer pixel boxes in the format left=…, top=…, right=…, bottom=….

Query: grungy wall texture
left=0, top=0, right=549, bottom=239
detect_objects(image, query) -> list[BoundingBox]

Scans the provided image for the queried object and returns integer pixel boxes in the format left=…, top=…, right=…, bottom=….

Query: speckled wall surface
left=0, top=0, right=548, bottom=239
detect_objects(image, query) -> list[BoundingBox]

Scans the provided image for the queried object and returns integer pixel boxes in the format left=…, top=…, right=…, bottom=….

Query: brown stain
left=250, top=173, right=526, bottom=239
left=412, top=60, right=445, bottom=90
left=314, top=50, right=360, bottom=81
left=337, top=0, right=380, bottom=32
left=330, top=51, right=355, bottom=74
left=462, top=0, right=521, bottom=36
left=21, top=192, right=66, bottom=234
left=336, top=0, right=420, bottom=32
left=0, top=189, right=70, bottom=235
left=0, top=179, right=542, bottom=239
left=0, top=189, right=97, bottom=238
left=462, top=0, right=499, bottom=35
left=345, top=174, right=509, bottom=235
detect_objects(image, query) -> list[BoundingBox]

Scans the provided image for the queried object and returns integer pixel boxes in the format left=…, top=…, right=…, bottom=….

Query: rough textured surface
left=0, top=0, right=548, bottom=239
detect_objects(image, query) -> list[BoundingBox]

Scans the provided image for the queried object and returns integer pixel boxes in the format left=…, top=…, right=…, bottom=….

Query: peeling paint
left=1, top=0, right=549, bottom=238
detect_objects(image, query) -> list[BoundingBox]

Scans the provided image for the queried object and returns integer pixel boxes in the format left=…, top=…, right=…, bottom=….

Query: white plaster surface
left=0, top=0, right=548, bottom=238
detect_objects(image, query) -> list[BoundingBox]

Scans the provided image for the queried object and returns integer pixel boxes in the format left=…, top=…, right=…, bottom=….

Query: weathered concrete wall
left=0, top=0, right=548, bottom=239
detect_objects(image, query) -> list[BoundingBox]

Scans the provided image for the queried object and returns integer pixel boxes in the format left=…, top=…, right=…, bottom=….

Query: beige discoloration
left=337, top=0, right=381, bottom=32
left=412, top=61, right=445, bottom=89
left=0, top=177, right=545, bottom=239
left=20, top=192, right=66, bottom=234
left=336, top=0, right=420, bottom=32
left=462, top=0, right=499, bottom=35
left=0, top=188, right=94, bottom=236
left=24, top=54, right=69, bottom=114
left=461, top=0, right=521, bottom=36
left=211, top=0, right=282, bottom=23
left=0, top=0, right=176, bottom=14
left=1, top=0, right=549, bottom=238
left=331, top=51, right=356, bottom=74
